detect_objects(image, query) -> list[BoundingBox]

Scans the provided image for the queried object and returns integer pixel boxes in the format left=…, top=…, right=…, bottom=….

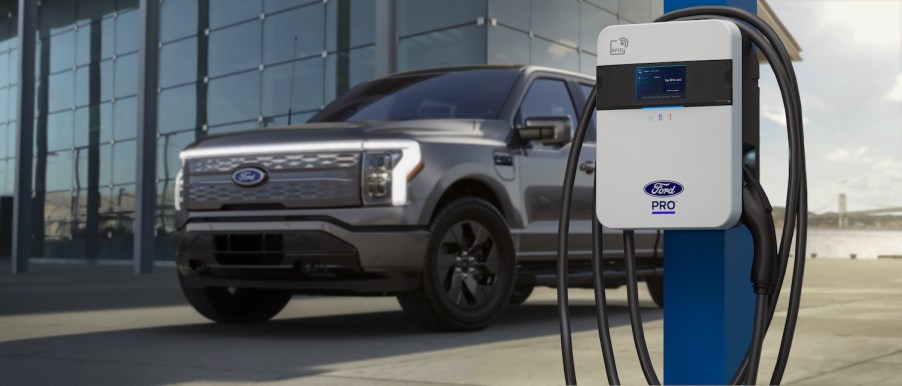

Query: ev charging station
left=556, top=1, right=808, bottom=385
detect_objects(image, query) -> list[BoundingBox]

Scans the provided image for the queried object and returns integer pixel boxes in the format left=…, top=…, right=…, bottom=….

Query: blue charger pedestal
left=662, top=1, right=757, bottom=384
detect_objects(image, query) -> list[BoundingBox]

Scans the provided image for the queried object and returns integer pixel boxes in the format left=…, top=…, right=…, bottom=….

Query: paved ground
left=0, top=258, right=900, bottom=385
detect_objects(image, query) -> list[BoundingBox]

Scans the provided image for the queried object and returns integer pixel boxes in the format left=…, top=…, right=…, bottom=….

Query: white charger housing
left=595, top=20, right=743, bottom=230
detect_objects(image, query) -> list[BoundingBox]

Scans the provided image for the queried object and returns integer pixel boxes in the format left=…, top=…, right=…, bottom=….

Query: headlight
left=362, top=140, right=422, bottom=206
left=174, top=168, right=185, bottom=211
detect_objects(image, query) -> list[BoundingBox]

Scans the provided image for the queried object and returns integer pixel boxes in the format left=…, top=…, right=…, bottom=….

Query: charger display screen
left=636, top=65, right=686, bottom=101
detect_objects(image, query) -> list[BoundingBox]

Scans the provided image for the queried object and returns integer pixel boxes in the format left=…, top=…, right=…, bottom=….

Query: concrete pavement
left=1, top=258, right=900, bottom=385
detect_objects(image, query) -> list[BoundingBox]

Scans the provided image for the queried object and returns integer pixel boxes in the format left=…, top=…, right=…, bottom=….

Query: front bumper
left=177, top=219, right=429, bottom=294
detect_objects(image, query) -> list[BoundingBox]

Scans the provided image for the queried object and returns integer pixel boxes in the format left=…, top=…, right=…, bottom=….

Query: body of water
left=793, top=229, right=902, bottom=259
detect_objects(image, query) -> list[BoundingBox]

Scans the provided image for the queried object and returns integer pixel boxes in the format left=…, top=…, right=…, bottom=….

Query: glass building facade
left=0, top=0, right=659, bottom=263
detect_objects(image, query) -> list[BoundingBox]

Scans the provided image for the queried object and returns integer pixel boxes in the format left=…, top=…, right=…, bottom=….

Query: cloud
left=825, top=147, right=869, bottom=162
left=888, top=73, right=902, bottom=102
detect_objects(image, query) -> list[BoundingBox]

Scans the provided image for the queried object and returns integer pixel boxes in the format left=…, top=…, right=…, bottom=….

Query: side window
left=518, top=78, right=578, bottom=135
left=579, top=84, right=598, bottom=143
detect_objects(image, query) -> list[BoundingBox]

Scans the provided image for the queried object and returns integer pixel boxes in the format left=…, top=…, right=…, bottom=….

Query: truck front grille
left=184, top=152, right=361, bottom=210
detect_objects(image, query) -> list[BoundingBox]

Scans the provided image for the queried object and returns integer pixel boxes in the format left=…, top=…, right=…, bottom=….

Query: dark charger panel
left=596, top=59, right=733, bottom=110
left=0, top=196, right=12, bottom=257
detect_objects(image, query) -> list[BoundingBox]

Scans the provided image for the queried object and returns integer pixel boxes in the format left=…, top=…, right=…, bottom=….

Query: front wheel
left=397, top=198, right=516, bottom=331
left=180, top=277, right=292, bottom=324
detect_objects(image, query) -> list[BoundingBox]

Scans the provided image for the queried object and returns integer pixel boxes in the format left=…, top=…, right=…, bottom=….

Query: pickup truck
left=175, top=65, right=663, bottom=331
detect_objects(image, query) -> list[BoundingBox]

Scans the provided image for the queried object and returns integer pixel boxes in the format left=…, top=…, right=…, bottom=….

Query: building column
left=374, top=0, right=396, bottom=77
left=133, top=0, right=161, bottom=274
left=11, top=0, right=37, bottom=274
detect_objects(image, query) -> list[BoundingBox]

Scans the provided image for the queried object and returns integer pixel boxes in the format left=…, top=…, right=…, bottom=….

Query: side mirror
left=517, top=116, right=572, bottom=146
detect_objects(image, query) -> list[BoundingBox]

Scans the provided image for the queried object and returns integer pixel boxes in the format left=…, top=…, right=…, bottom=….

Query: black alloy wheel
left=397, top=198, right=516, bottom=331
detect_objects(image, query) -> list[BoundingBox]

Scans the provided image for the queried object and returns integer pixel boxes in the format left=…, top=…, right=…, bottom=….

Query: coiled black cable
left=592, top=181, right=621, bottom=385
left=623, top=230, right=661, bottom=385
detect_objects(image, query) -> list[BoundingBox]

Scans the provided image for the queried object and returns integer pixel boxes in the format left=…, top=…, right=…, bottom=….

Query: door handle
left=579, top=160, right=596, bottom=174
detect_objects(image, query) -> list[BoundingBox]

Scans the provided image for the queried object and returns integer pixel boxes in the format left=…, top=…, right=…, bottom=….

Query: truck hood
left=184, top=119, right=501, bottom=151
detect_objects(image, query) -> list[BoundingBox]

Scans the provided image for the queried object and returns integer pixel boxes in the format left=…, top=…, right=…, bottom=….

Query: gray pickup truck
left=175, top=65, right=663, bottom=331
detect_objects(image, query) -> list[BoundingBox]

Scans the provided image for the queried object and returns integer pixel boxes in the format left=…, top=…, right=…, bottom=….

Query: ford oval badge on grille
left=232, top=167, right=267, bottom=187
left=644, top=180, right=684, bottom=197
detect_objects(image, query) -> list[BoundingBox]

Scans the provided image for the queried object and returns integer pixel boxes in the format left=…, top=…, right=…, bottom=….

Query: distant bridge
left=836, top=193, right=902, bottom=227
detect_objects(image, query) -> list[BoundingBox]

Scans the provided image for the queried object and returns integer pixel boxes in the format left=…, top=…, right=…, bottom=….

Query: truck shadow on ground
left=0, top=298, right=662, bottom=386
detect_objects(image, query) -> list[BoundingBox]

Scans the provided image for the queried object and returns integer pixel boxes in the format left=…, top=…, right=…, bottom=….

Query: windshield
left=310, top=69, right=521, bottom=122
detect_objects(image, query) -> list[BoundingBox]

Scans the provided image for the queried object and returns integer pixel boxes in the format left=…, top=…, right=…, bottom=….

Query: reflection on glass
left=115, top=10, right=138, bottom=55
left=47, top=110, right=74, bottom=151
left=396, top=0, right=486, bottom=36
left=326, top=0, right=375, bottom=51
left=209, top=0, right=261, bottom=29
left=530, top=0, right=579, bottom=47
left=159, top=38, right=197, bottom=88
left=487, top=25, right=529, bottom=65
left=49, top=30, right=76, bottom=73
left=112, top=140, right=136, bottom=185
left=398, top=25, right=486, bottom=71
left=156, top=130, right=195, bottom=181
left=263, top=4, right=324, bottom=64
left=208, top=20, right=261, bottom=77
left=488, top=0, right=529, bottom=31
left=325, top=46, right=374, bottom=102
left=48, top=70, right=75, bottom=112
left=579, top=2, right=618, bottom=55
left=262, top=57, right=324, bottom=117
left=158, top=84, right=197, bottom=133
left=531, top=38, right=579, bottom=73
left=114, top=53, right=138, bottom=97
left=207, top=70, right=261, bottom=126
left=160, top=0, right=198, bottom=42
left=45, top=150, right=73, bottom=192
left=113, top=96, right=137, bottom=140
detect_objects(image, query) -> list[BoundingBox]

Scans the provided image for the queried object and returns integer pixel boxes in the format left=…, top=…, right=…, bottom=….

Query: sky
left=757, top=0, right=902, bottom=213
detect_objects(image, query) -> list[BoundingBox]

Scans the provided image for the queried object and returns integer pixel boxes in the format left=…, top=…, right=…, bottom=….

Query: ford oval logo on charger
left=232, top=167, right=267, bottom=187
left=644, top=180, right=684, bottom=197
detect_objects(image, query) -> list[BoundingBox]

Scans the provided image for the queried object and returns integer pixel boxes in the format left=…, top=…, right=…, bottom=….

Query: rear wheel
left=646, top=275, right=664, bottom=308
left=398, top=198, right=516, bottom=331
left=180, top=277, right=292, bottom=324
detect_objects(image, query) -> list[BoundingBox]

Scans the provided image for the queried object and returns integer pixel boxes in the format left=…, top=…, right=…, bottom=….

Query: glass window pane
left=112, top=184, right=135, bottom=212
left=207, top=70, right=260, bottom=126
left=262, top=57, right=324, bottom=118
left=264, top=0, right=313, bottom=13
left=98, top=102, right=113, bottom=143
left=48, top=69, right=75, bottom=112
left=45, top=149, right=74, bottom=191
left=40, top=0, right=76, bottom=36
left=587, top=0, right=618, bottom=14
left=0, top=123, right=6, bottom=158
left=160, top=38, right=197, bottom=88
left=49, top=30, right=76, bottom=73
left=99, top=143, right=111, bottom=187
left=206, top=119, right=259, bottom=135
left=100, top=60, right=113, bottom=101
left=210, top=0, right=261, bottom=29
left=396, top=0, right=486, bottom=37
left=580, top=3, right=617, bottom=54
left=0, top=88, right=8, bottom=122
left=73, top=107, right=89, bottom=148
left=209, top=20, right=261, bottom=77
left=398, top=25, right=486, bottom=72
left=115, top=10, right=138, bottom=54
left=45, top=191, right=72, bottom=222
left=326, top=1, right=375, bottom=51
left=325, top=46, right=374, bottom=103
left=101, top=17, right=115, bottom=60
left=263, top=4, right=324, bottom=65
left=77, top=0, right=116, bottom=21
left=579, top=52, right=596, bottom=77
left=114, top=53, right=138, bottom=98
left=113, top=96, right=137, bottom=140
left=618, top=0, right=651, bottom=23
left=47, top=110, right=74, bottom=151
left=530, top=0, right=579, bottom=47
left=519, top=78, right=577, bottom=129
left=487, top=25, right=529, bottom=65
left=158, top=84, right=197, bottom=133
left=112, top=140, right=136, bottom=184
left=0, top=52, right=9, bottom=87
left=488, top=0, right=529, bottom=31
left=7, top=85, right=15, bottom=121
left=160, top=0, right=198, bottom=42
left=75, top=23, right=93, bottom=66
left=73, top=104, right=111, bottom=148
left=531, top=39, right=579, bottom=73
left=156, top=130, right=195, bottom=181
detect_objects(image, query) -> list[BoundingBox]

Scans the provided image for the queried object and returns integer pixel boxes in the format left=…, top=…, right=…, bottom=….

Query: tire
left=397, top=198, right=516, bottom=331
left=646, top=275, right=664, bottom=308
left=180, top=277, right=292, bottom=324
left=509, top=282, right=535, bottom=305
